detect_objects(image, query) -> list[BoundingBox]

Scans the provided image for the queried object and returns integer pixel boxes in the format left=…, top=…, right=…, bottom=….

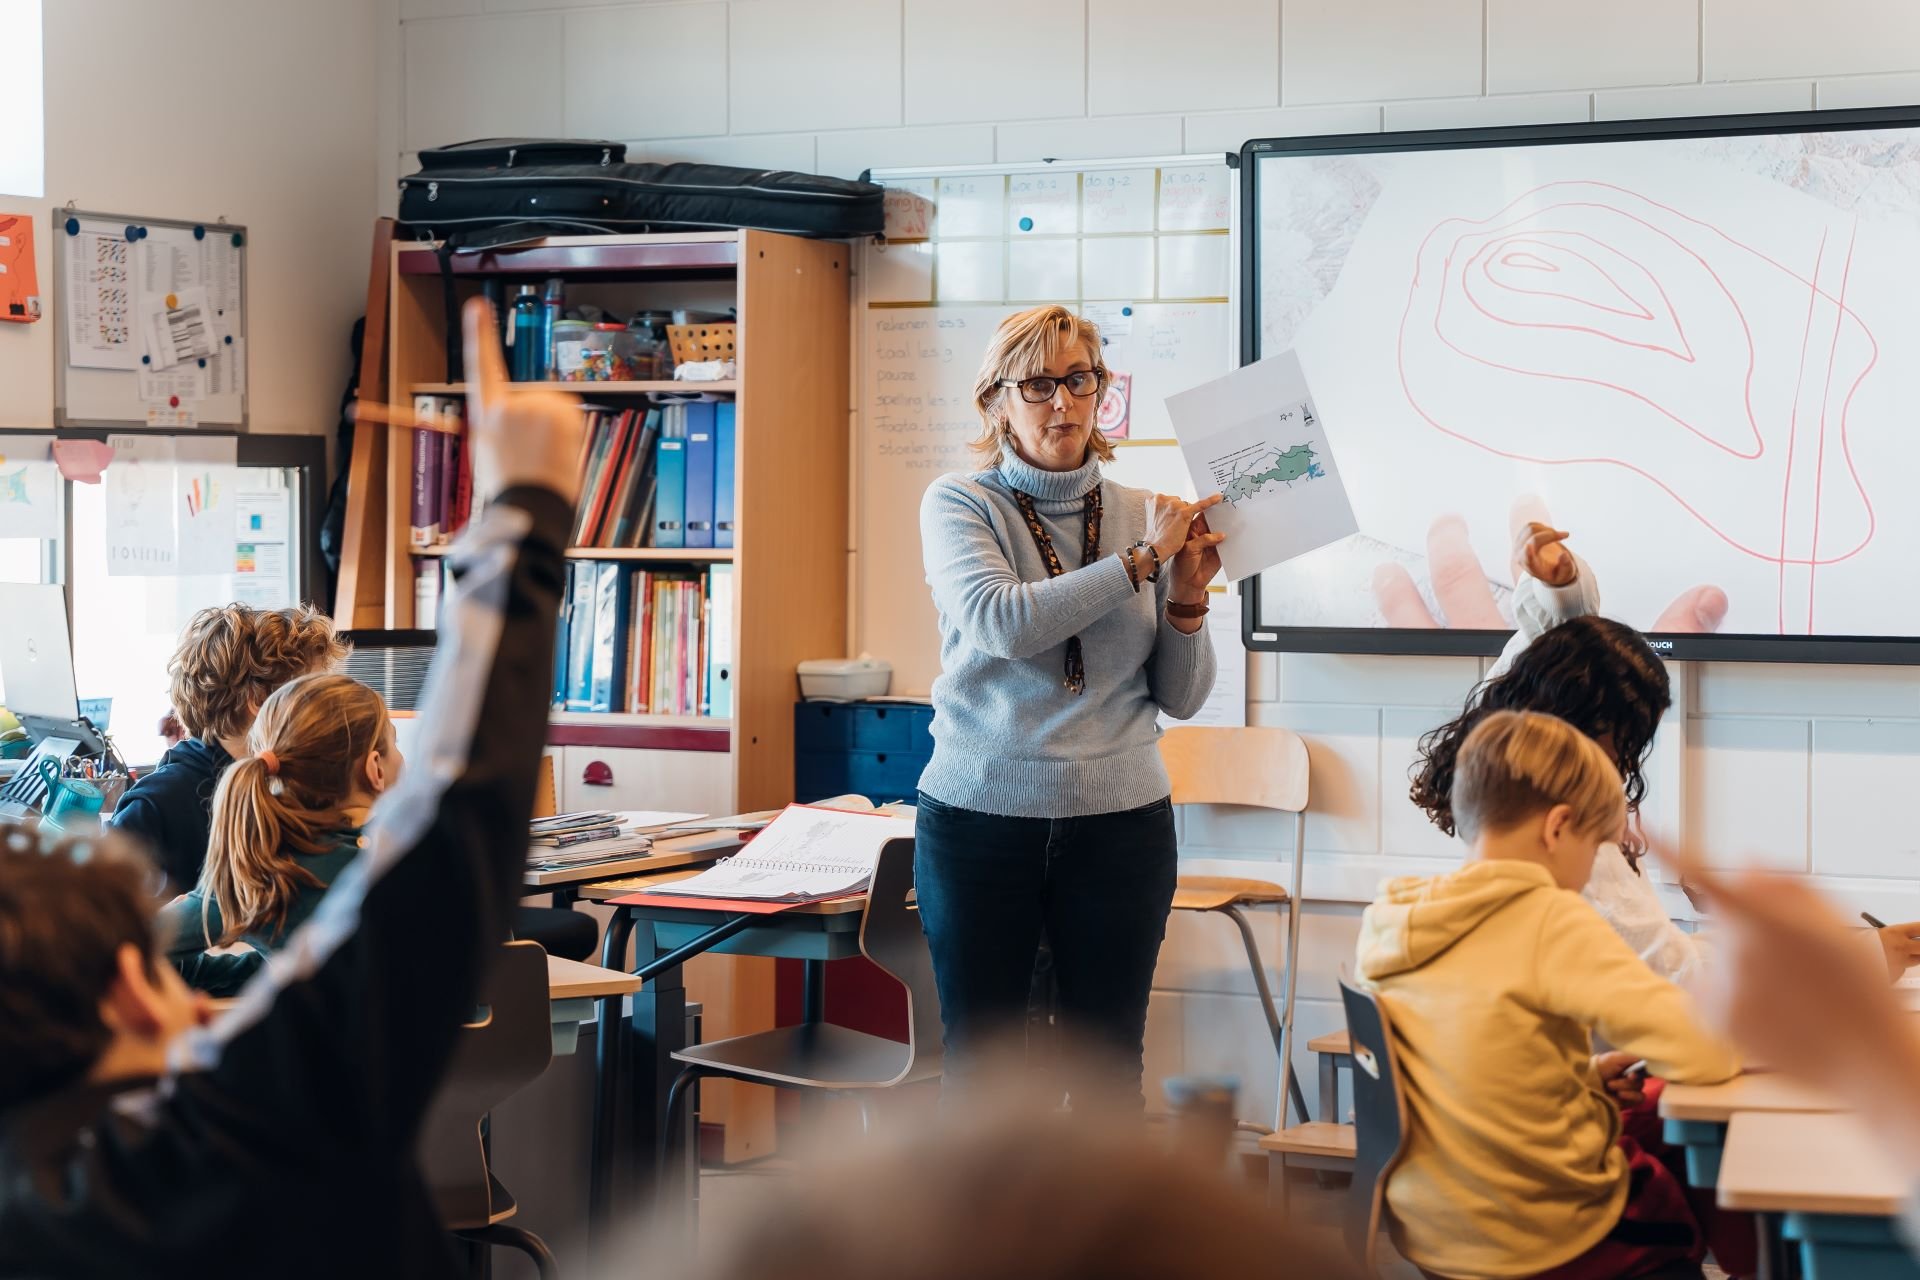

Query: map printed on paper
left=1170, top=351, right=1359, bottom=582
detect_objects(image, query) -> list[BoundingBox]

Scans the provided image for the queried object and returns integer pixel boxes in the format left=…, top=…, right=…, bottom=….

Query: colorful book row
left=554, top=562, right=734, bottom=717
left=409, top=396, right=473, bottom=549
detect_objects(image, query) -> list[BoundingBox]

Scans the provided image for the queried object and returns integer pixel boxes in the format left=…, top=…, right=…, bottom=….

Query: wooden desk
left=577, top=860, right=869, bottom=1242
left=1659, top=1072, right=1846, bottom=1187
left=546, top=953, right=643, bottom=1055
left=1720, top=1111, right=1920, bottom=1278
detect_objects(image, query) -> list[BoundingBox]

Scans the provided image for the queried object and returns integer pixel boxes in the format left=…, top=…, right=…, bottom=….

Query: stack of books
left=526, top=809, right=706, bottom=872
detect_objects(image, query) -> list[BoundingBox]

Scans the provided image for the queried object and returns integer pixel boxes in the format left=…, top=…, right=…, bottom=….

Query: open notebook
left=641, top=801, right=915, bottom=903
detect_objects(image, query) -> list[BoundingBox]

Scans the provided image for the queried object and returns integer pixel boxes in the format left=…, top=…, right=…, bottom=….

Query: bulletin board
left=855, top=154, right=1239, bottom=695
left=53, top=209, right=248, bottom=430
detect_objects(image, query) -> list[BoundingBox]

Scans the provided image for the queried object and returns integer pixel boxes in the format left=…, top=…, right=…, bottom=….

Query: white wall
left=388, top=0, right=1920, bottom=1122
left=0, top=0, right=382, bottom=436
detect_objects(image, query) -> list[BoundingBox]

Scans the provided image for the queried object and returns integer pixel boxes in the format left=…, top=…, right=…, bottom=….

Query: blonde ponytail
left=200, top=673, right=390, bottom=945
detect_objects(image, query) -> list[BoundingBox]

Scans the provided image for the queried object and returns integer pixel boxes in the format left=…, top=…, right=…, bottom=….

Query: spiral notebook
left=640, top=803, right=915, bottom=903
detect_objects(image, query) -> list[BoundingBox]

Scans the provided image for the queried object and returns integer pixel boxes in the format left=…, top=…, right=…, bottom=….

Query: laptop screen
left=0, top=584, right=79, bottom=721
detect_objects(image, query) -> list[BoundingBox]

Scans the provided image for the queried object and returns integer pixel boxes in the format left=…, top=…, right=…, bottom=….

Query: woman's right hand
left=1144, top=493, right=1222, bottom=565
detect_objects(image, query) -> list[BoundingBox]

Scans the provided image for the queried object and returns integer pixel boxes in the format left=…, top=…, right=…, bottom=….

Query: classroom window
left=0, top=0, right=44, bottom=199
left=69, top=465, right=302, bottom=767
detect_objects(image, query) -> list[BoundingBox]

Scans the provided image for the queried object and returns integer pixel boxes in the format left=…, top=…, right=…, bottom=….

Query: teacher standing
left=915, top=304, right=1226, bottom=1111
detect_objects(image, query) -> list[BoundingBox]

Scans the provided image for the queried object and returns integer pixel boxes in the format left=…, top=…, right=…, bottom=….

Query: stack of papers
left=527, top=809, right=706, bottom=871
left=645, top=803, right=915, bottom=903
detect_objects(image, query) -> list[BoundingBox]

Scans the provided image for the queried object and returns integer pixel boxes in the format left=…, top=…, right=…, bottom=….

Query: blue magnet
left=136, top=226, right=148, bottom=240
left=1121, top=306, right=1133, bottom=316
left=231, top=232, right=244, bottom=248
left=125, top=225, right=139, bottom=242
left=64, top=218, right=79, bottom=236
left=141, top=354, right=151, bottom=365
left=1018, top=216, right=1033, bottom=232
left=197, top=358, right=207, bottom=368
left=194, top=225, right=206, bottom=240
left=224, top=335, right=234, bottom=345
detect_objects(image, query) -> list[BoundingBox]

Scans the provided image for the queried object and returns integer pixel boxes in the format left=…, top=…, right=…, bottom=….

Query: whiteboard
left=55, top=210, right=248, bottom=429
left=856, top=155, right=1239, bottom=695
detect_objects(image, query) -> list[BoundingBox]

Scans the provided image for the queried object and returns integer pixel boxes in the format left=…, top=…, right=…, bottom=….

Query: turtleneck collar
left=996, top=442, right=1101, bottom=505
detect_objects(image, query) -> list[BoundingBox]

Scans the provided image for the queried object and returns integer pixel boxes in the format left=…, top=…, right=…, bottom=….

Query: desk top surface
left=1659, top=1072, right=1848, bottom=1123
left=546, top=953, right=643, bottom=1000
left=1719, top=1111, right=1913, bottom=1216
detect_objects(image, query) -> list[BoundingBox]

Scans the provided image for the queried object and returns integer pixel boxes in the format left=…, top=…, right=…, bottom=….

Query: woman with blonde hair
left=914, top=303, right=1226, bottom=1112
left=159, top=672, right=403, bottom=994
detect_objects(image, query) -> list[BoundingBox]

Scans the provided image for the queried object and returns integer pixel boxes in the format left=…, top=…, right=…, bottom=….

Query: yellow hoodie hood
left=1356, top=859, right=1558, bottom=981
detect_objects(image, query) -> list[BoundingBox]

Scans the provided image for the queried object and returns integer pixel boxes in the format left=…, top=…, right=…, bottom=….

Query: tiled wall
left=384, top=0, right=1920, bottom=1120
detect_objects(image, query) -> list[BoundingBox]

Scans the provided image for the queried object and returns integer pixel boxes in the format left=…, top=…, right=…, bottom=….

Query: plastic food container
left=552, top=320, right=594, bottom=381
left=583, top=323, right=637, bottom=381
left=797, top=658, right=893, bottom=702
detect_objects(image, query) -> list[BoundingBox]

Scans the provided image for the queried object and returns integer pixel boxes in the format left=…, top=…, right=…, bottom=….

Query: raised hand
left=462, top=297, right=588, bottom=504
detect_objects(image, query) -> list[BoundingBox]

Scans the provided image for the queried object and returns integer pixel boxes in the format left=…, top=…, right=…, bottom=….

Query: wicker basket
left=667, top=322, right=737, bottom=365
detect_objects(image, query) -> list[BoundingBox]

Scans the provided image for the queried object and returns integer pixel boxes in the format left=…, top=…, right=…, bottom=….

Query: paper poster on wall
left=175, top=436, right=237, bottom=574
left=234, top=539, right=290, bottom=607
left=0, top=437, right=59, bottom=539
left=63, top=230, right=137, bottom=370
left=235, top=487, right=289, bottom=542
left=0, top=214, right=41, bottom=322
left=104, top=434, right=178, bottom=575
left=140, top=285, right=215, bottom=370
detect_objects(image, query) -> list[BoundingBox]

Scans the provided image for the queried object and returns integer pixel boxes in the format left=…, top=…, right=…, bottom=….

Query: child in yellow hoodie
left=1357, top=710, right=1739, bottom=1280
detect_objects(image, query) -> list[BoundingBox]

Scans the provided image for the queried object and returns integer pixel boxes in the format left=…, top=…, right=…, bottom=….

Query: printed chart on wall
left=859, top=155, right=1238, bottom=695
left=56, top=211, right=247, bottom=428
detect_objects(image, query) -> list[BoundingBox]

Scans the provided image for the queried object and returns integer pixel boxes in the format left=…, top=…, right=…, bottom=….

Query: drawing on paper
left=1222, top=441, right=1328, bottom=504
left=0, top=469, right=27, bottom=504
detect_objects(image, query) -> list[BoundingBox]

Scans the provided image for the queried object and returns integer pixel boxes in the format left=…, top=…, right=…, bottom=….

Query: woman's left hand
left=1170, top=506, right=1226, bottom=599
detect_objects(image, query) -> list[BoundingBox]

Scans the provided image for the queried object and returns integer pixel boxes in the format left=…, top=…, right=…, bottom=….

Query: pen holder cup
left=40, top=758, right=105, bottom=832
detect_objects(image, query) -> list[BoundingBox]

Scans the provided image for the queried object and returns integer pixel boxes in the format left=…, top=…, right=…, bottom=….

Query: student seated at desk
left=1360, top=710, right=1740, bottom=1280
left=158, top=672, right=401, bottom=996
left=111, top=603, right=348, bottom=894
left=1413, top=522, right=1920, bottom=986
left=0, top=298, right=581, bottom=1279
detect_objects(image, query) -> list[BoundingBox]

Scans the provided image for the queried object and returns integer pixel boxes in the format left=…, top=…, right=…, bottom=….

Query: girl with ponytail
left=158, top=673, right=403, bottom=994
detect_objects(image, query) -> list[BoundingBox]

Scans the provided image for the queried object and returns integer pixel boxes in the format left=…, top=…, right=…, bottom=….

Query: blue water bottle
left=509, top=285, right=541, bottom=382
left=536, top=278, right=565, bottom=382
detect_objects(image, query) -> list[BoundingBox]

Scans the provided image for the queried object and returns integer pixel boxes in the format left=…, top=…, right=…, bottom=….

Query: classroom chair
left=1157, top=725, right=1312, bottom=1132
left=658, top=837, right=941, bottom=1178
left=419, top=940, right=560, bottom=1279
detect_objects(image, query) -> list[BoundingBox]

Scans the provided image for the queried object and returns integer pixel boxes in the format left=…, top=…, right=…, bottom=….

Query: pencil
left=1863, top=911, right=1888, bottom=929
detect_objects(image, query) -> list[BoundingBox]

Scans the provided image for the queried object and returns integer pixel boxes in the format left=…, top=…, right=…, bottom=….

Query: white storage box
left=797, top=658, right=892, bottom=702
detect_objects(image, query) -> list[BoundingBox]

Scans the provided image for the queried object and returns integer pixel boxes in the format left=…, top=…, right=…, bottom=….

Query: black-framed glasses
left=998, top=369, right=1106, bottom=404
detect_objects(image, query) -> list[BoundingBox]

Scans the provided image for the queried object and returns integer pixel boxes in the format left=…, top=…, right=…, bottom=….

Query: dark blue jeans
left=913, top=791, right=1178, bottom=1113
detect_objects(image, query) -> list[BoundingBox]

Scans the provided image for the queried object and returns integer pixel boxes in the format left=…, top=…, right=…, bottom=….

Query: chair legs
left=1217, top=903, right=1311, bottom=1129
left=455, top=1224, right=558, bottom=1280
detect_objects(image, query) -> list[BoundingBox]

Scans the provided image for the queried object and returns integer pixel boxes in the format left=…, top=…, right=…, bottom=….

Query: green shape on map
left=1223, top=444, right=1322, bottom=503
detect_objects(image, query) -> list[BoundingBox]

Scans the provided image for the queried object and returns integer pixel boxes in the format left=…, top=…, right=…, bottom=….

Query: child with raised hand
left=1363, top=709, right=1739, bottom=1280
left=0, top=299, right=585, bottom=1279
left=158, top=673, right=402, bottom=995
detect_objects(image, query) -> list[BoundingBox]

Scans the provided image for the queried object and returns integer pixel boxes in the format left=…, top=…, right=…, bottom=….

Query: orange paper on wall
left=0, top=214, right=39, bottom=323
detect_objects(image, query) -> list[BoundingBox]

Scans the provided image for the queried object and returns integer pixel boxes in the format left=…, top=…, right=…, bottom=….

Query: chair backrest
left=858, top=836, right=941, bottom=1083
left=1339, top=978, right=1411, bottom=1273
left=1159, top=725, right=1309, bottom=813
left=418, top=940, right=554, bottom=1229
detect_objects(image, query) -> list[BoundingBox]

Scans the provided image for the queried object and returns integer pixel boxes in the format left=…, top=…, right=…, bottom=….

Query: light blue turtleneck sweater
left=915, top=447, right=1218, bottom=819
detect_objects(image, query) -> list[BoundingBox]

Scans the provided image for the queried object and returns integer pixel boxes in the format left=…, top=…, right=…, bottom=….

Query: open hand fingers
left=1374, top=563, right=1439, bottom=628
left=1428, top=516, right=1506, bottom=629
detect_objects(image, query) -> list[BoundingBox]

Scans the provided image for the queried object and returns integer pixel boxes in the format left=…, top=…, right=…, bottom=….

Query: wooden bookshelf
left=409, top=380, right=739, bottom=396
left=413, top=545, right=735, bottom=563
left=338, top=226, right=851, bottom=809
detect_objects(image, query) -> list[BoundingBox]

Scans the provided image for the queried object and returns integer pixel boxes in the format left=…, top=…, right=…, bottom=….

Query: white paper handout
left=63, top=232, right=138, bottom=371
left=646, top=803, right=916, bottom=902
left=140, top=286, right=216, bottom=370
left=175, top=436, right=238, bottom=575
left=0, top=438, right=60, bottom=541
left=104, top=435, right=178, bottom=576
left=1167, top=350, right=1360, bottom=582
